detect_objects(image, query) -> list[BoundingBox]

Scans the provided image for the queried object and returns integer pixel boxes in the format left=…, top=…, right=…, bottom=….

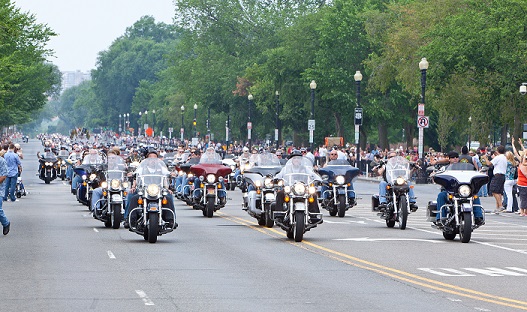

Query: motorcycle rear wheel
left=338, top=194, right=346, bottom=218
left=459, top=211, right=472, bottom=243
left=398, top=196, right=408, bottom=230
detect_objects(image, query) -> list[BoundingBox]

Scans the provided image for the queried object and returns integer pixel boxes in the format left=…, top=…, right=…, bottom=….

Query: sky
left=13, top=0, right=176, bottom=72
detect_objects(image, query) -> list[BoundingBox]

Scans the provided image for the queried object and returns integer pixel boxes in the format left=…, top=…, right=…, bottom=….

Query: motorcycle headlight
left=89, top=173, right=97, bottom=181
left=335, top=175, right=346, bottom=185
left=458, top=185, right=472, bottom=197
left=255, top=180, right=262, bottom=187
left=45, top=162, right=52, bottom=166
left=284, top=186, right=291, bottom=193
left=218, top=176, right=224, bottom=182
left=101, top=181, right=108, bottom=189
left=308, top=186, right=317, bottom=194
left=264, top=178, right=273, bottom=188
left=178, top=170, right=184, bottom=176
left=110, top=179, right=121, bottom=189
left=293, top=183, right=306, bottom=195
left=206, top=174, right=215, bottom=183
left=188, top=173, right=194, bottom=179
left=82, top=174, right=87, bottom=180
left=395, top=177, right=406, bottom=186
left=244, top=163, right=251, bottom=171
left=147, top=184, right=160, bottom=197
left=122, top=181, right=129, bottom=189
left=231, top=165, right=236, bottom=170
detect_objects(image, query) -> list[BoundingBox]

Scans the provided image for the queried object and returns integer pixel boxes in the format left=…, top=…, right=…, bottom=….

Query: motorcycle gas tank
left=433, top=170, right=489, bottom=195
left=318, top=165, right=360, bottom=182
left=190, top=164, right=232, bottom=178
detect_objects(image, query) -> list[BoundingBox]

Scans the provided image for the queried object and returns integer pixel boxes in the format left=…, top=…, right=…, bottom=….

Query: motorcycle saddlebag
left=427, top=201, right=437, bottom=222
left=371, top=194, right=380, bottom=212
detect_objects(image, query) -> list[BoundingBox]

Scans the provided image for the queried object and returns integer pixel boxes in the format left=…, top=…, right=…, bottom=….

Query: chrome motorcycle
left=318, top=159, right=360, bottom=217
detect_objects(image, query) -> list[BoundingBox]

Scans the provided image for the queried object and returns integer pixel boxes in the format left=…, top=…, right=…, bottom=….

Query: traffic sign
left=168, top=127, right=173, bottom=132
left=354, top=108, right=363, bottom=126
left=417, top=116, right=429, bottom=128
left=418, top=103, right=425, bottom=116
left=308, top=119, right=315, bottom=130
left=247, top=122, right=252, bottom=130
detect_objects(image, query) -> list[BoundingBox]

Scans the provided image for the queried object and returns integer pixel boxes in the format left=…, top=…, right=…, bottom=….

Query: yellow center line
left=217, top=212, right=527, bottom=310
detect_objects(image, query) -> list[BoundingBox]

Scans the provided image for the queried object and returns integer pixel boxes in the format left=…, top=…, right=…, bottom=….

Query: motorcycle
left=242, top=152, right=283, bottom=227
left=273, top=156, right=323, bottom=242
left=371, top=156, right=417, bottom=230
left=222, top=154, right=238, bottom=191
left=235, top=156, right=252, bottom=192
left=190, top=151, right=232, bottom=217
left=38, top=152, right=58, bottom=184
left=128, top=158, right=176, bottom=243
left=15, top=176, right=27, bottom=198
left=74, top=164, right=105, bottom=207
left=318, top=159, right=360, bottom=217
left=427, top=164, right=488, bottom=243
left=57, top=150, right=70, bottom=180
left=93, top=155, right=129, bottom=229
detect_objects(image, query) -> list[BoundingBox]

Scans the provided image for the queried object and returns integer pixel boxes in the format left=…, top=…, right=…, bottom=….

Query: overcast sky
left=13, top=0, right=175, bottom=72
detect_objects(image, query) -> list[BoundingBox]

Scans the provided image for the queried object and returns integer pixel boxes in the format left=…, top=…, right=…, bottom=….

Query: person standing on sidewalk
left=503, top=151, right=518, bottom=213
left=483, top=146, right=507, bottom=213
left=3, top=143, right=21, bottom=202
left=0, top=155, right=10, bottom=234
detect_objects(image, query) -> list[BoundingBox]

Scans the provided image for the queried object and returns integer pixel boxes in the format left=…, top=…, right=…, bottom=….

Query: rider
left=273, top=150, right=322, bottom=222
left=374, top=151, right=418, bottom=212
left=320, top=149, right=355, bottom=202
left=127, top=149, right=177, bottom=229
left=434, top=151, right=484, bottom=225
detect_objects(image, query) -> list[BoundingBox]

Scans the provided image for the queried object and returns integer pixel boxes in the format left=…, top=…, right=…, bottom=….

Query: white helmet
left=243, top=147, right=249, bottom=152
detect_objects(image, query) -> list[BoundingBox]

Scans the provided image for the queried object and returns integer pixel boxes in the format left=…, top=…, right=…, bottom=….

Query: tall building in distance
left=61, top=70, right=91, bottom=92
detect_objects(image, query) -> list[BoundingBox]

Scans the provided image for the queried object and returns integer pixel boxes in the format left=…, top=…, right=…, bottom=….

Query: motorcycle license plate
left=207, top=188, right=215, bottom=195
left=112, top=194, right=123, bottom=202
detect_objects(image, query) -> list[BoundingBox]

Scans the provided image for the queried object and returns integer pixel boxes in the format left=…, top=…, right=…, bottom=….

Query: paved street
left=2, top=140, right=527, bottom=311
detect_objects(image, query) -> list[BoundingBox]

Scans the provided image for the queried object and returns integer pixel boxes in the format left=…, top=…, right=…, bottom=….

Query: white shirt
left=491, top=153, right=507, bottom=175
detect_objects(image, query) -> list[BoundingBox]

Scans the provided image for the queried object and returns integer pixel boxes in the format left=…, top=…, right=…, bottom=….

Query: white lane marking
left=447, top=297, right=462, bottom=302
left=323, top=220, right=366, bottom=224
left=107, top=250, right=116, bottom=259
left=335, top=237, right=443, bottom=243
left=135, top=290, right=155, bottom=306
left=93, top=228, right=99, bottom=233
left=474, top=307, right=491, bottom=311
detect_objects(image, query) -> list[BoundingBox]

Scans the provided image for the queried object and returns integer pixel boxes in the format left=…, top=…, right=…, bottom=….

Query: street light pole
left=138, top=111, right=142, bottom=136
left=248, top=94, right=253, bottom=149
left=309, top=80, right=316, bottom=151
left=118, top=114, right=122, bottom=133
left=193, top=104, right=198, bottom=138
left=180, top=105, right=185, bottom=141
left=207, top=107, right=211, bottom=142
left=152, top=109, right=156, bottom=136
left=416, top=57, right=429, bottom=184
left=275, top=91, right=280, bottom=149
left=354, top=71, right=363, bottom=171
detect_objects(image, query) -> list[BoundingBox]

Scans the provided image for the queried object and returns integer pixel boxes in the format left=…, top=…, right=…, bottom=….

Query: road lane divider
left=107, top=250, right=116, bottom=259
left=135, top=290, right=155, bottom=306
left=217, top=211, right=527, bottom=310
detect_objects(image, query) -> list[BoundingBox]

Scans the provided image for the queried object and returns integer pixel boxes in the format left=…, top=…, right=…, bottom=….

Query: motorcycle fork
left=332, top=185, right=347, bottom=205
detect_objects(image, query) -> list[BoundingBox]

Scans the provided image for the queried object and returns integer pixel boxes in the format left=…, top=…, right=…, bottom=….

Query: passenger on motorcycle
left=273, top=150, right=322, bottom=222
left=126, top=149, right=177, bottom=229
left=375, top=151, right=418, bottom=211
left=435, top=151, right=484, bottom=225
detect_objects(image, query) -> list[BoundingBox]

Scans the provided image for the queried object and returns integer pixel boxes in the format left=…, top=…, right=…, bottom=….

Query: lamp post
left=207, top=107, right=211, bottom=141
left=193, top=104, right=198, bottom=138
left=180, top=105, right=185, bottom=141
left=416, top=57, right=429, bottom=184
left=354, top=71, right=363, bottom=170
left=125, top=113, right=129, bottom=133
left=152, top=109, right=156, bottom=136
left=468, top=116, right=472, bottom=149
left=118, top=114, right=122, bottom=133
left=275, top=91, right=280, bottom=149
left=309, top=80, right=316, bottom=151
left=138, top=111, right=142, bottom=136
left=248, top=94, right=253, bottom=149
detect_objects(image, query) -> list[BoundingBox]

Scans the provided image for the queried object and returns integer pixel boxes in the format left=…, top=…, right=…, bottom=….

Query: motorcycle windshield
left=135, top=158, right=170, bottom=176
left=280, top=156, right=321, bottom=185
left=199, top=151, right=223, bottom=164
left=252, top=152, right=281, bottom=167
left=284, top=173, right=314, bottom=185
left=385, top=156, right=411, bottom=183
left=138, top=174, right=167, bottom=188
left=82, top=153, right=104, bottom=165
left=107, top=155, right=127, bottom=171
left=106, top=170, right=125, bottom=181
left=58, top=151, right=69, bottom=158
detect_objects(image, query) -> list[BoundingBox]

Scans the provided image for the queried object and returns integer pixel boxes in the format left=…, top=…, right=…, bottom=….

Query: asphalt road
left=1, top=140, right=527, bottom=311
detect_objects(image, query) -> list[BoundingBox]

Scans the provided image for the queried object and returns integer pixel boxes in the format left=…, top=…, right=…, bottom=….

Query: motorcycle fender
left=147, top=202, right=160, bottom=212
left=111, top=194, right=123, bottom=203
left=294, top=202, right=306, bottom=211
left=461, top=203, right=473, bottom=212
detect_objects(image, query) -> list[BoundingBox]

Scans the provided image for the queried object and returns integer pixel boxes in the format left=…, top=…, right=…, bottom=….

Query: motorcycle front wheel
left=264, top=204, right=274, bottom=228
left=111, top=204, right=122, bottom=229
left=205, top=197, right=214, bottom=218
left=459, top=211, right=472, bottom=243
left=148, top=212, right=159, bottom=243
left=398, top=195, right=408, bottom=230
left=294, top=210, right=305, bottom=242
left=338, top=194, right=346, bottom=218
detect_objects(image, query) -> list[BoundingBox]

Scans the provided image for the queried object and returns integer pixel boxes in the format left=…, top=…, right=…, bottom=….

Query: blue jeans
left=91, top=187, right=104, bottom=211
left=66, top=164, right=74, bottom=180
left=72, top=174, right=82, bottom=193
left=0, top=200, right=9, bottom=227
left=124, top=190, right=137, bottom=220
left=378, top=181, right=416, bottom=204
left=435, top=191, right=482, bottom=220
left=3, top=176, right=17, bottom=201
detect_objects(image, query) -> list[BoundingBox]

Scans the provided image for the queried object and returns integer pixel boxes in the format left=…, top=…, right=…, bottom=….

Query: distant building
left=61, top=70, right=91, bottom=92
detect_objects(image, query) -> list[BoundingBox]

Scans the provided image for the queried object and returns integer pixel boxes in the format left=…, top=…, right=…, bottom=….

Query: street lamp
left=138, top=111, right=142, bottom=136
left=180, top=105, right=185, bottom=141
left=468, top=116, right=472, bottom=149
left=309, top=80, right=316, bottom=151
left=118, top=114, right=122, bottom=133
left=275, top=91, right=280, bottom=148
left=248, top=94, right=253, bottom=149
left=354, top=71, right=363, bottom=171
left=125, top=113, right=129, bottom=132
left=152, top=109, right=156, bottom=135
left=193, top=104, right=198, bottom=138
left=416, top=57, right=429, bottom=184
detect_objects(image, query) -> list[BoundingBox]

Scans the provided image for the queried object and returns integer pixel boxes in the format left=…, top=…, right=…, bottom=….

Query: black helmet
left=145, top=148, right=158, bottom=157
left=288, top=150, right=303, bottom=159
